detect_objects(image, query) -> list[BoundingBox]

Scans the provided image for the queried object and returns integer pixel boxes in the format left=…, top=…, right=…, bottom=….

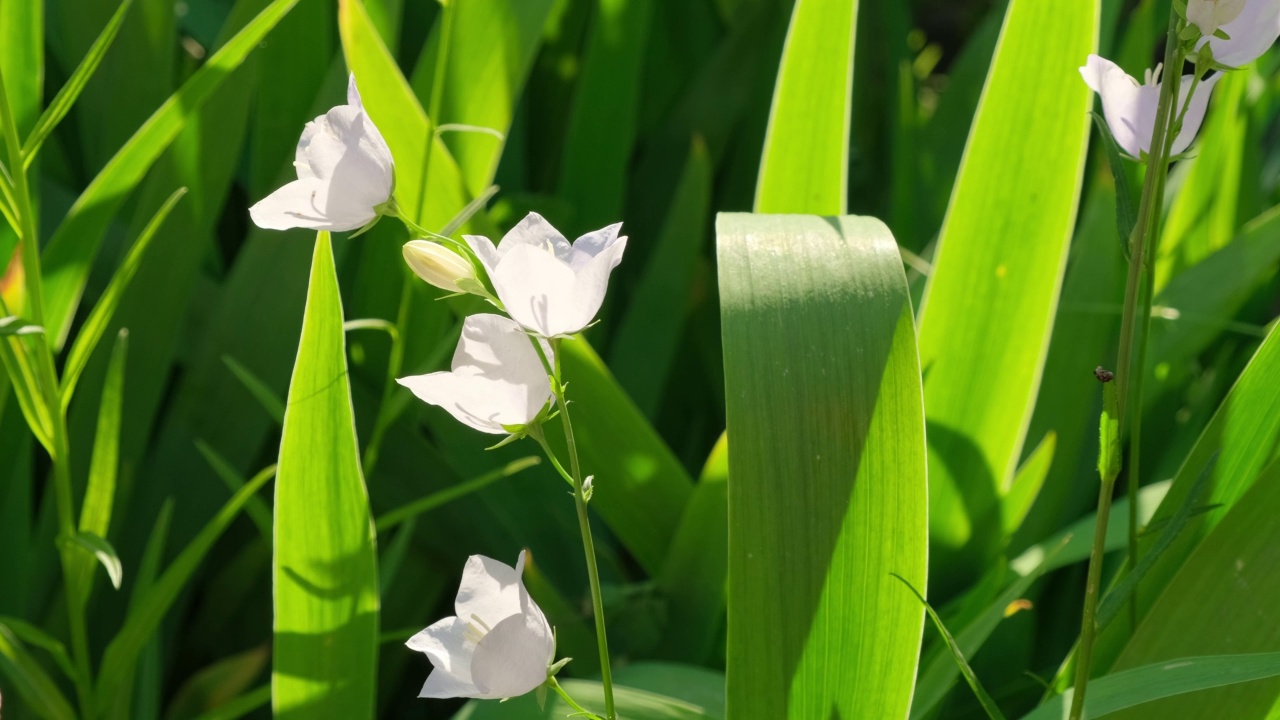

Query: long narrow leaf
left=40, top=0, right=299, bottom=348
left=20, top=0, right=134, bottom=167
left=272, top=232, right=379, bottom=719
left=916, top=0, right=1097, bottom=594
left=754, top=0, right=857, bottom=214
left=60, top=188, right=184, bottom=406
left=718, top=214, right=927, bottom=718
left=0, top=625, right=76, bottom=720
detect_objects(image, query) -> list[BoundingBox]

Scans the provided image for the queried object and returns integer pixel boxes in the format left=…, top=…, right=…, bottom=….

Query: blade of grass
left=60, top=188, right=184, bottom=408
left=40, top=0, right=300, bottom=348
left=20, top=0, right=133, bottom=167
left=220, top=354, right=285, bottom=426
left=0, top=624, right=77, bottom=720
left=195, top=439, right=273, bottom=544
left=374, top=456, right=540, bottom=532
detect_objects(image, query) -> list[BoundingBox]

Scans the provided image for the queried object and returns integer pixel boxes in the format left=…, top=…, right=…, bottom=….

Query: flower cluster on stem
left=249, top=69, right=628, bottom=717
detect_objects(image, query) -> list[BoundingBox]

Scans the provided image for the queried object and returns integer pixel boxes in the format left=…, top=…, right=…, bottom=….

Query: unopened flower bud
left=403, top=240, right=477, bottom=294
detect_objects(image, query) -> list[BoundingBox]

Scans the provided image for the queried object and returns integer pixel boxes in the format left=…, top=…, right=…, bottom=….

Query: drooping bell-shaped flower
left=1199, top=0, right=1280, bottom=67
left=1080, top=55, right=1222, bottom=159
left=403, top=240, right=479, bottom=295
left=250, top=74, right=394, bottom=232
left=1188, top=0, right=1248, bottom=37
left=406, top=551, right=555, bottom=700
left=397, top=314, right=552, bottom=435
left=464, top=213, right=627, bottom=338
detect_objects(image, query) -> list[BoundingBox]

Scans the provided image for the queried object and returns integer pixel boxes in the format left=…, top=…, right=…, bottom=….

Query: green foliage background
left=3, top=0, right=1280, bottom=718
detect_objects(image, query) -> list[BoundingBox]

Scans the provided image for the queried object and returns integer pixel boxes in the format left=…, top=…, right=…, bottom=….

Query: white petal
left=396, top=315, right=551, bottom=432
left=295, top=121, right=321, bottom=179
left=1081, top=55, right=1151, bottom=158
left=406, top=617, right=475, bottom=684
left=1170, top=72, right=1224, bottom=155
left=498, top=212, right=573, bottom=262
left=463, top=234, right=502, bottom=275
left=419, top=668, right=484, bottom=699
left=347, top=72, right=363, bottom=108
left=469, top=612, right=556, bottom=700
left=567, top=223, right=623, bottom=271
left=302, top=107, right=393, bottom=198
left=1206, top=0, right=1280, bottom=67
left=492, top=245, right=582, bottom=337
left=568, top=236, right=628, bottom=332
left=250, top=177, right=371, bottom=231
left=454, top=553, right=526, bottom=627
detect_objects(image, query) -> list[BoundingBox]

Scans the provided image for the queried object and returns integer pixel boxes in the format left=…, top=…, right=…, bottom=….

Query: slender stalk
left=1069, top=10, right=1185, bottom=720
left=548, top=338, right=616, bottom=720
left=548, top=677, right=604, bottom=720
left=1070, top=471, right=1118, bottom=720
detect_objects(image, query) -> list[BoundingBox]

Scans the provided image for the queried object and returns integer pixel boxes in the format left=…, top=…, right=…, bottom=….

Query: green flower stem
left=531, top=337, right=617, bottom=720
left=548, top=676, right=605, bottom=720
left=1070, top=9, right=1186, bottom=720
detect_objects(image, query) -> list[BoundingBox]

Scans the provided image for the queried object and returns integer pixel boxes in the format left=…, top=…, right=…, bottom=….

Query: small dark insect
left=1094, top=366, right=1115, bottom=383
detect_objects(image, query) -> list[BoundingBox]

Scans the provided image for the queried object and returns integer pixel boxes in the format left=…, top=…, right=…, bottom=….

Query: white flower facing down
left=1080, top=55, right=1222, bottom=159
left=1188, top=0, right=1247, bottom=37
left=465, top=213, right=627, bottom=338
left=1199, top=0, right=1280, bottom=67
left=406, top=551, right=555, bottom=700
left=249, top=74, right=394, bottom=232
left=396, top=314, right=552, bottom=435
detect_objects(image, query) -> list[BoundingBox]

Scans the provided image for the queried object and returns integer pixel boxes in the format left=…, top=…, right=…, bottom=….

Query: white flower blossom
left=1199, top=0, right=1280, bottom=67
left=465, top=213, right=627, bottom=338
left=1188, top=0, right=1248, bottom=37
left=1080, top=55, right=1222, bottom=159
left=250, top=74, right=394, bottom=232
left=406, top=551, right=555, bottom=700
left=403, top=240, right=478, bottom=294
left=397, top=314, right=552, bottom=435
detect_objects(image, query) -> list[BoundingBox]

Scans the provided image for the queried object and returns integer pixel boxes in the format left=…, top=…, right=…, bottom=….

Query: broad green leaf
left=0, top=624, right=77, bottom=720
left=454, top=678, right=722, bottom=720
left=1105, top=459, right=1280, bottom=719
left=656, top=431, right=728, bottom=663
left=557, top=0, right=656, bottom=230
left=411, top=0, right=556, bottom=196
left=60, top=187, right=184, bottom=407
left=96, top=465, right=275, bottom=718
left=916, top=0, right=1097, bottom=592
left=272, top=232, right=379, bottom=720
left=20, top=0, right=133, bottom=167
left=610, top=137, right=713, bottom=418
left=0, top=0, right=41, bottom=136
left=1021, top=653, right=1280, bottom=720
left=71, top=329, right=128, bottom=603
left=39, top=0, right=299, bottom=348
left=717, top=214, right=926, bottom=718
left=754, top=0, right=856, bottom=214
